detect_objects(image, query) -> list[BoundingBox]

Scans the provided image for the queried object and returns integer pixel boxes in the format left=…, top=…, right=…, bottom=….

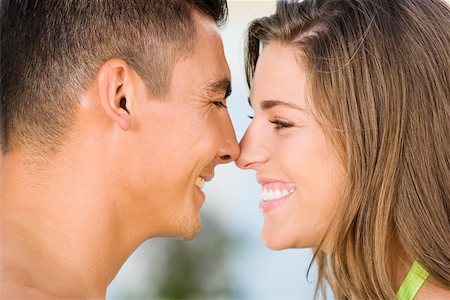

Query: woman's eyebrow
left=260, top=99, right=305, bottom=111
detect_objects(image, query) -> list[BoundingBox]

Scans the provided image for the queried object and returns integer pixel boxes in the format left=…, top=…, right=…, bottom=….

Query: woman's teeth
left=195, top=177, right=205, bottom=189
left=261, top=188, right=295, bottom=201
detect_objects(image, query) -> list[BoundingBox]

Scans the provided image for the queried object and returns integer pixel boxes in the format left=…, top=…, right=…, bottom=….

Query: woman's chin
left=261, top=229, right=317, bottom=250
left=261, top=232, right=294, bottom=250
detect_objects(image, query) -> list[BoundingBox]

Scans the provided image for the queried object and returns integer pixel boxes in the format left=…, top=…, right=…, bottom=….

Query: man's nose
left=217, top=140, right=239, bottom=164
left=216, top=117, right=240, bottom=164
left=235, top=131, right=251, bottom=169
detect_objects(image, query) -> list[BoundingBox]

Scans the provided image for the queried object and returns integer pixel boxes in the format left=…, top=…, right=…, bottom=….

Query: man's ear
left=97, top=59, right=133, bottom=131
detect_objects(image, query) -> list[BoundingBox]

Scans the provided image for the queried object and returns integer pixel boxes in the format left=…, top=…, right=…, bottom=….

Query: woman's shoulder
left=416, top=280, right=450, bottom=300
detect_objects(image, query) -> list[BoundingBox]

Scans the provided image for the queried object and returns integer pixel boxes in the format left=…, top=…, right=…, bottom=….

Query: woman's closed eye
left=247, top=115, right=295, bottom=130
left=270, top=119, right=294, bottom=130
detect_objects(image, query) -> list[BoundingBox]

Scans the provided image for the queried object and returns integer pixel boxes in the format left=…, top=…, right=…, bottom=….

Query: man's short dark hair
left=0, top=0, right=228, bottom=154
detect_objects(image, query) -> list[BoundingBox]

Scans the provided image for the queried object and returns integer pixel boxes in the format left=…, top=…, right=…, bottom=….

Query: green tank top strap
left=396, top=260, right=429, bottom=300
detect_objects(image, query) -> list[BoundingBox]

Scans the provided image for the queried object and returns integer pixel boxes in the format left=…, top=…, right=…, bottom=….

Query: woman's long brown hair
left=245, top=0, right=450, bottom=298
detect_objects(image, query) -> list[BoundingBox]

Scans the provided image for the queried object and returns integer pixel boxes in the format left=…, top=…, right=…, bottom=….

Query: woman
left=236, top=0, right=450, bottom=299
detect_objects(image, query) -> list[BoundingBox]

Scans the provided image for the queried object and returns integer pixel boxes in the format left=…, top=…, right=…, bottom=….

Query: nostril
left=235, top=158, right=250, bottom=170
left=220, top=154, right=231, bottom=161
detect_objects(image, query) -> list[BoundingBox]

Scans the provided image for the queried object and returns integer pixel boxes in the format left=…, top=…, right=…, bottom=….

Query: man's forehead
left=172, top=11, right=231, bottom=98
left=192, top=10, right=221, bottom=36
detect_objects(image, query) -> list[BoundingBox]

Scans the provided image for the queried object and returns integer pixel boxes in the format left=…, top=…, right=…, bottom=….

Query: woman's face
left=237, top=43, right=345, bottom=251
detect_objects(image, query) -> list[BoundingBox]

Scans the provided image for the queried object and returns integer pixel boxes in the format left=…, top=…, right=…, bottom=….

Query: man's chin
left=175, top=217, right=202, bottom=241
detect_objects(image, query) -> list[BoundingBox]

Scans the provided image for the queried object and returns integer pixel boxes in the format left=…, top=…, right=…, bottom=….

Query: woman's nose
left=236, top=124, right=267, bottom=170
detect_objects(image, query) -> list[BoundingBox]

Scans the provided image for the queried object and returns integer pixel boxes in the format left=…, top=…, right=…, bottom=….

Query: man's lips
left=200, top=173, right=214, bottom=182
left=195, top=176, right=206, bottom=189
left=195, top=173, right=214, bottom=190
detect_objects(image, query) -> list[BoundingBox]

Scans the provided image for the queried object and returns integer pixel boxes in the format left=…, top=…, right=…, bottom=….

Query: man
left=0, top=0, right=239, bottom=298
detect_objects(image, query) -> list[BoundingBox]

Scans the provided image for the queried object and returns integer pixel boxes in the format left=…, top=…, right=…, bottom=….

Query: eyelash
left=212, top=101, right=227, bottom=109
left=247, top=115, right=294, bottom=130
left=270, top=119, right=294, bottom=130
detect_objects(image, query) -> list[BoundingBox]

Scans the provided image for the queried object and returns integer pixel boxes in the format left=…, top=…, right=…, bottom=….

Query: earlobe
left=97, top=59, right=132, bottom=131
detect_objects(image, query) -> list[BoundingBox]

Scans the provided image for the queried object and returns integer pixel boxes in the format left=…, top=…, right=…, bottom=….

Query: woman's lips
left=259, top=180, right=296, bottom=213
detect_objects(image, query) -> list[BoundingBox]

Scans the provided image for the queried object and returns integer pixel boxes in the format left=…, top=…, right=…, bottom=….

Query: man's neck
left=0, top=152, right=128, bottom=299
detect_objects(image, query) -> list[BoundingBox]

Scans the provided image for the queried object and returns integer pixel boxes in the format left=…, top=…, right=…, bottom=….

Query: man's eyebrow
left=260, top=99, right=305, bottom=111
left=205, top=79, right=232, bottom=98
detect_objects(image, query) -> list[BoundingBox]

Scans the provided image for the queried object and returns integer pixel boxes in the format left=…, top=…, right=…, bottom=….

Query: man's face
left=118, top=13, right=239, bottom=241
